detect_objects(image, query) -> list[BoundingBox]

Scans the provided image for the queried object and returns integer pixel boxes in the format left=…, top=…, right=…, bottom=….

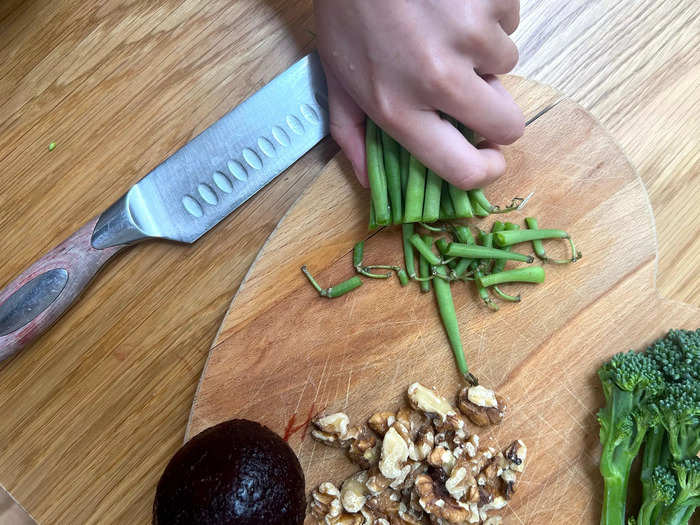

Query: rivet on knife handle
left=0, top=218, right=128, bottom=362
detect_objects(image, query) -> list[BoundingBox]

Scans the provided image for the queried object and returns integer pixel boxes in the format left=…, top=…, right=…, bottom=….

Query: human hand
left=314, top=0, right=524, bottom=189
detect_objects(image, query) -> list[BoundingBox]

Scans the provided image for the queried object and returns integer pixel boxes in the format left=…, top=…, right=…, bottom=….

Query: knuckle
left=418, top=53, right=454, bottom=94
left=369, top=86, right=398, bottom=125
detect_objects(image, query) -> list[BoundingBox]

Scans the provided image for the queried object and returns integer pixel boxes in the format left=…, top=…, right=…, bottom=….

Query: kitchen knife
left=0, top=52, right=329, bottom=361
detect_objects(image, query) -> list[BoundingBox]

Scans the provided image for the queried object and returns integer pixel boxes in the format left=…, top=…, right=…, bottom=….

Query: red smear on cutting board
left=283, top=404, right=320, bottom=441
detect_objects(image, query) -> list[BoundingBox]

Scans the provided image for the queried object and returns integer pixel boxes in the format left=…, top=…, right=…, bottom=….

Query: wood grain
left=188, top=79, right=700, bottom=523
left=0, top=0, right=697, bottom=523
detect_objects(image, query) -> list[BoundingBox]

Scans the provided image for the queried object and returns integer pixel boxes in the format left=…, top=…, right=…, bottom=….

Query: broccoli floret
left=654, top=380, right=700, bottom=462
left=598, top=351, right=664, bottom=525
left=646, top=329, right=700, bottom=383
left=658, top=458, right=700, bottom=525
left=637, top=466, right=677, bottom=525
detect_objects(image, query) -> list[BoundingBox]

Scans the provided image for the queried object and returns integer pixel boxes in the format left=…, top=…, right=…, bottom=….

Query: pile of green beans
left=365, top=118, right=526, bottom=227
left=301, top=117, right=582, bottom=384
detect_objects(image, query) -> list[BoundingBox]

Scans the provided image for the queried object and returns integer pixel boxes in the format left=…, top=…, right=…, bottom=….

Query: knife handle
left=0, top=217, right=127, bottom=362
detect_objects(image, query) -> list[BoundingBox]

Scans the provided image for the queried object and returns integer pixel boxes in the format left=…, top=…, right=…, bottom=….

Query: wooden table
left=0, top=1, right=697, bottom=523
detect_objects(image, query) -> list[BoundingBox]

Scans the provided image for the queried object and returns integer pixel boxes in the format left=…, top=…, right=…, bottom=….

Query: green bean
left=448, top=183, right=474, bottom=218
left=493, top=286, right=521, bottom=302
left=478, top=231, right=493, bottom=248
left=491, top=221, right=505, bottom=234
left=453, top=258, right=472, bottom=278
left=397, top=269, right=409, bottom=286
left=400, top=147, right=410, bottom=197
left=368, top=201, right=377, bottom=230
left=473, top=265, right=498, bottom=311
left=468, top=189, right=523, bottom=214
left=435, top=238, right=450, bottom=255
left=353, top=241, right=364, bottom=268
left=327, top=276, right=364, bottom=297
left=432, top=264, right=475, bottom=383
left=419, top=222, right=446, bottom=232
left=469, top=191, right=490, bottom=217
left=440, top=182, right=457, bottom=219
left=452, top=225, right=475, bottom=245
left=494, top=229, right=581, bottom=262
left=525, top=217, right=574, bottom=264
left=402, top=224, right=417, bottom=278
left=492, top=222, right=519, bottom=274
left=418, top=235, right=433, bottom=293
left=410, top=233, right=441, bottom=266
left=404, top=155, right=427, bottom=222
left=381, top=130, right=403, bottom=224
left=422, top=169, right=442, bottom=223
left=445, top=243, right=532, bottom=263
left=478, top=266, right=545, bottom=288
left=301, top=266, right=363, bottom=298
left=365, top=119, right=391, bottom=225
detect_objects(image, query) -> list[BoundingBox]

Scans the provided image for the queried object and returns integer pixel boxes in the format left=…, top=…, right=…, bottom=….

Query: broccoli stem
left=641, top=426, right=667, bottom=503
left=601, top=475, right=629, bottom=525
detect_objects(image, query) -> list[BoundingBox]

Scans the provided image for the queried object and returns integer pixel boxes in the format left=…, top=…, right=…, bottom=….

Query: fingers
left=376, top=108, right=505, bottom=189
left=324, top=64, right=369, bottom=187
left=435, top=73, right=525, bottom=145
left=490, top=0, right=520, bottom=34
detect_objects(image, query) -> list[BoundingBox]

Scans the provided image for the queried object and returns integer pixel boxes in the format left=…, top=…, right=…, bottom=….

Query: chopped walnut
left=458, top=385, right=507, bottom=427
left=483, top=516, right=503, bottom=525
left=347, top=425, right=381, bottom=468
left=407, top=383, right=456, bottom=422
left=504, top=440, right=527, bottom=472
left=414, top=423, right=435, bottom=461
left=365, top=467, right=392, bottom=495
left=312, top=413, right=352, bottom=447
left=368, top=411, right=396, bottom=436
left=414, top=473, right=472, bottom=523
left=365, top=489, right=402, bottom=522
left=444, top=464, right=474, bottom=501
left=379, top=427, right=410, bottom=479
left=309, top=482, right=343, bottom=521
left=341, top=471, right=369, bottom=513
left=427, top=446, right=456, bottom=474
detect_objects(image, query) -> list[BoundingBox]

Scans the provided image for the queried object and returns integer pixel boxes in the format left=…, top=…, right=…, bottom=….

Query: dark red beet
left=153, top=419, right=305, bottom=525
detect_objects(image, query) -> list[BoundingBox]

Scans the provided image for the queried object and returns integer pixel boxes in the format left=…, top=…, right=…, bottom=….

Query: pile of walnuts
left=308, top=382, right=526, bottom=525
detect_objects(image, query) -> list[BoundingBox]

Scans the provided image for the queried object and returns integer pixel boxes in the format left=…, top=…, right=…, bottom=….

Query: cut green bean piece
left=381, top=130, right=403, bottom=224
left=478, top=266, right=545, bottom=288
left=525, top=217, right=575, bottom=264
left=400, top=147, right=410, bottom=197
left=301, top=266, right=363, bottom=298
left=494, top=229, right=581, bottom=262
left=493, top=223, right=520, bottom=273
left=410, top=233, right=441, bottom=266
left=327, top=276, right=364, bottom=297
left=418, top=235, right=433, bottom=292
left=353, top=241, right=364, bottom=268
left=448, top=183, right=474, bottom=218
left=432, top=264, right=474, bottom=383
left=402, top=224, right=417, bottom=278
left=445, top=243, right=533, bottom=263
left=404, top=155, right=427, bottom=222
left=493, top=286, right=521, bottom=302
left=440, top=182, right=457, bottom=219
left=435, top=238, right=450, bottom=255
left=365, top=119, right=390, bottom=225
left=469, top=191, right=490, bottom=217
left=452, top=225, right=475, bottom=245
left=397, top=269, right=409, bottom=286
left=419, top=222, right=445, bottom=232
left=473, top=266, right=498, bottom=311
left=422, top=169, right=442, bottom=223
left=453, top=258, right=473, bottom=278
left=491, top=221, right=505, bottom=233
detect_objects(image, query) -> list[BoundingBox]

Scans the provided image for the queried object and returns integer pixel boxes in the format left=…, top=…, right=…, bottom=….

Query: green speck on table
left=48, top=142, right=56, bottom=151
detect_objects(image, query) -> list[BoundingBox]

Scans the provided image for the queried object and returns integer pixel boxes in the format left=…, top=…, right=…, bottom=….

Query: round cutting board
left=187, top=77, right=699, bottom=524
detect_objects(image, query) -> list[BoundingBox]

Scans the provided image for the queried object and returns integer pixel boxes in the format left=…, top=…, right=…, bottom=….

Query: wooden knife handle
left=0, top=217, right=127, bottom=362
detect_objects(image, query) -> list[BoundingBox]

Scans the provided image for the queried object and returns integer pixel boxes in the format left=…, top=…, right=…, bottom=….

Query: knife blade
left=0, top=52, right=329, bottom=361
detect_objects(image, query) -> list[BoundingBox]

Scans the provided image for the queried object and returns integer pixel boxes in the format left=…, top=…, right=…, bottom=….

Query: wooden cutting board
left=187, top=77, right=700, bottom=524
